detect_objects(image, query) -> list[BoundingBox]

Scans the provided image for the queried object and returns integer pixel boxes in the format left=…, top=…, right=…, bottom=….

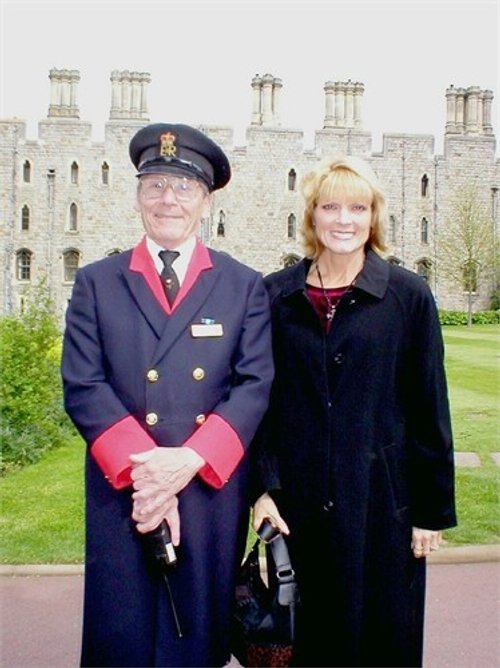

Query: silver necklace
left=315, top=263, right=358, bottom=322
left=315, top=264, right=337, bottom=321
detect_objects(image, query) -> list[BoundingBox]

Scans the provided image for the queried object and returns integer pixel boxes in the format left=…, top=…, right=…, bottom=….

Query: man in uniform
left=61, top=123, right=274, bottom=667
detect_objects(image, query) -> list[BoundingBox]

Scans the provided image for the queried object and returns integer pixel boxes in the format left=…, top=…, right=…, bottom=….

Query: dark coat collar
left=268, top=248, right=389, bottom=301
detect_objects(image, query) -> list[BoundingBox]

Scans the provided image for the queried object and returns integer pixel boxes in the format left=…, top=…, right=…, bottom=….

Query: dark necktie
left=158, top=250, right=180, bottom=305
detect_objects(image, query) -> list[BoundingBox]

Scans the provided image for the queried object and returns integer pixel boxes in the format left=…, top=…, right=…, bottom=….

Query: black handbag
left=232, top=520, right=300, bottom=667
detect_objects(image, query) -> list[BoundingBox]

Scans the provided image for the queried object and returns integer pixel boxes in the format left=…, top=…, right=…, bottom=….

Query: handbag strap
left=257, top=520, right=299, bottom=608
left=269, top=535, right=299, bottom=607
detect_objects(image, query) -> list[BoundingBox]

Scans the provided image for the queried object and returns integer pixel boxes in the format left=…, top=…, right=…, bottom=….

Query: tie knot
left=159, top=250, right=180, bottom=268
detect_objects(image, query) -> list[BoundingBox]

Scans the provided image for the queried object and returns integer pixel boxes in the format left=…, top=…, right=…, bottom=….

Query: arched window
left=71, top=161, right=79, bottom=184
left=389, top=215, right=397, bottom=243
left=21, top=205, right=30, bottom=231
left=69, top=202, right=78, bottom=231
left=217, top=210, right=226, bottom=237
left=63, top=249, right=80, bottom=282
left=288, top=169, right=297, bottom=191
left=106, top=248, right=122, bottom=256
left=101, top=162, right=109, bottom=185
left=283, top=253, right=300, bottom=268
left=287, top=213, right=296, bottom=239
left=23, top=160, right=31, bottom=183
left=463, top=260, right=478, bottom=292
left=421, top=174, right=429, bottom=197
left=16, top=249, right=32, bottom=280
left=387, top=256, right=402, bottom=266
left=421, top=217, right=429, bottom=244
left=416, top=258, right=432, bottom=283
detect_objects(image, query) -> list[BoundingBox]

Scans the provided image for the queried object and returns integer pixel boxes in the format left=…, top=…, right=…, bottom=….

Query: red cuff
left=185, top=414, right=244, bottom=489
left=90, top=415, right=157, bottom=489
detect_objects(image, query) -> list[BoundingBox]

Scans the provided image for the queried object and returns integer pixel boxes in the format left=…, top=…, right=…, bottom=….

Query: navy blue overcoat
left=62, top=240, right=273, bottom=667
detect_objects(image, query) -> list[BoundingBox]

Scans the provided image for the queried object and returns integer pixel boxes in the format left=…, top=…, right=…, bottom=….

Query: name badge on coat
left=191, top=318, right=224, bottom=338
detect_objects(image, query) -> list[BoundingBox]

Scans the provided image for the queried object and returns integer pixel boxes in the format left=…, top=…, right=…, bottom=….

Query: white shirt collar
left=146, top=236, right=196, bottom=285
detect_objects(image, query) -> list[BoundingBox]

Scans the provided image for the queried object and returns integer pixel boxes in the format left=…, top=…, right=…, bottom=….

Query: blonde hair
left=300, top=156, right=388, bottom=259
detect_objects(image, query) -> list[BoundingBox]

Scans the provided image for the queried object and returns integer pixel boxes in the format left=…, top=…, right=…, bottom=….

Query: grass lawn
left=440, top=324, right=499, bottom=547
left=443, top=325, right=499, bottom=458
left=0, top=325, right=498, bottom=564
left=0, top=438, right=85, bottom=564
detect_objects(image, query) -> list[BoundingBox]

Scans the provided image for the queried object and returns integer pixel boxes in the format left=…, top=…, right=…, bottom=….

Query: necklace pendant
left=326, top=307, right=335, bottom=321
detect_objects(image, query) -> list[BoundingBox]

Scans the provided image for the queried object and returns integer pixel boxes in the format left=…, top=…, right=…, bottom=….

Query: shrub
left=471, top=310, right=500, bottom=324
left=439, top=309, right=500, bottom=326
left=0, top=282, right=75, bottom=473
left=439, top=310, right=467, bottom=326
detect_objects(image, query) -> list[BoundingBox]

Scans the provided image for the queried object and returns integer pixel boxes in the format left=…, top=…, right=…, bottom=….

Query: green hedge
left=439, top=310, right=500, bottom=326
left=0, top=283, right=75, bottom=474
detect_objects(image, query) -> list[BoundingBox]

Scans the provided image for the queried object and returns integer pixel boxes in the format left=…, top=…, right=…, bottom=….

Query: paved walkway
left=455, top=451, right=500, bottom=467
left=1, top=546, right=499, bottom=668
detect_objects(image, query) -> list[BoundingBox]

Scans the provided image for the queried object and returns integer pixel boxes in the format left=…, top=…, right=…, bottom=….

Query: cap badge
left=160, top=132, right=177, bottom=157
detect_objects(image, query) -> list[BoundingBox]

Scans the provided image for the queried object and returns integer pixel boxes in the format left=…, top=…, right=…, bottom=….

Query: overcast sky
left=1, top=0, right=498, bottom=153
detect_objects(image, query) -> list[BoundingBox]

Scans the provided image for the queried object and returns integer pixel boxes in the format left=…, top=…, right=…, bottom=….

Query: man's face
left=136, top=173, right=211, bottom=249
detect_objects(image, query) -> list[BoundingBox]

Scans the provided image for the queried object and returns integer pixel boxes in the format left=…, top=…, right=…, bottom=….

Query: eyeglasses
left=139, top=175, right=205, bottom=202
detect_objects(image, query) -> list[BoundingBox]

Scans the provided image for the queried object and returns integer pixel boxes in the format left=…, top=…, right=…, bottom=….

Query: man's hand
left=130, top=446, right=205, bottom=496
left=132, top=494, right=181, bottom=545
left=129, top=446, right=204, bottom=542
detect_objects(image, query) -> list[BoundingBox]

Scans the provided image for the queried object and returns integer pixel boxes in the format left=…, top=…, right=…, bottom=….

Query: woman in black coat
left=252, top=156, right=456, bottom=667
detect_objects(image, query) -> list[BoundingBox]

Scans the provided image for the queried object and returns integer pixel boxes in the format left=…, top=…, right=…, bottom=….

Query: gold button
left=192, top=367, right=205, bottom=381
left=195, top=413, right=206, bottom=426
left=145, top=412, right=158, bottom=426
left=146, top=369, right=159, bottom=382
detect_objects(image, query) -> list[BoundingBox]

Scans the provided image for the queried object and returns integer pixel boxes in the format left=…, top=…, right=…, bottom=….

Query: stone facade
left=1, top=69, right=498, bottom=321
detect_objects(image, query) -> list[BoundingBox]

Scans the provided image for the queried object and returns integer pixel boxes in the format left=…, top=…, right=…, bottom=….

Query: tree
left=437, top=185, right=496, bottom=326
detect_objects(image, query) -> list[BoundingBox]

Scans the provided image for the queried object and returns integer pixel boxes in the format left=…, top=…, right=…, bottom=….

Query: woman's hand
left=411, top=526, right=442, bottom=558
left=252, top=492, right=290, bottom=535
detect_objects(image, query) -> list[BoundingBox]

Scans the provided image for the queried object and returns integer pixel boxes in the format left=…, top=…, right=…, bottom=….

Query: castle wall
left=1, top=72, right=498, bottom=321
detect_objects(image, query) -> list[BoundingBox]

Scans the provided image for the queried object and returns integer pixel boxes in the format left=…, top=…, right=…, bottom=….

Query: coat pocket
left=380, top=442, right=409, bottom=515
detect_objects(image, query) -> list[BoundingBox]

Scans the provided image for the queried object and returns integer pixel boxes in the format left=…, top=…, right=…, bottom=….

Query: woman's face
left=312, top=194, right=373, bottom=259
